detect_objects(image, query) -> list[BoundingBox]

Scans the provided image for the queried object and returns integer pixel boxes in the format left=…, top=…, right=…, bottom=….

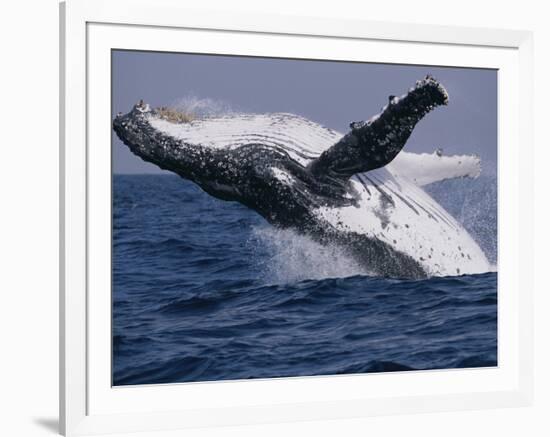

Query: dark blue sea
left=113, top=174, right=497, bottom=386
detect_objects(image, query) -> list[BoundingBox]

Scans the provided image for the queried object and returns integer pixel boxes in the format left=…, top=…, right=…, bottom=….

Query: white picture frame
left=60, top=0, right=534, bottom=435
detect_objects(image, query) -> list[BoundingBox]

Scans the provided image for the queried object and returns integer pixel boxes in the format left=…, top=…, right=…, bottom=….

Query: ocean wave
left=112, top=176, right=497, bottom=386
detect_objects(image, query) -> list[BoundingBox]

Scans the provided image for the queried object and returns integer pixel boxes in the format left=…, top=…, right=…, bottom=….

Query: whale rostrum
left=113, top=76, right=490, bottom=279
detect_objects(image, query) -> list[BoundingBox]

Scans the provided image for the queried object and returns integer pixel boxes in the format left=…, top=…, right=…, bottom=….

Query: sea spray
left=249, top=226, right=371, bottom=284
left=425, top=173, right=497, bottom=264
left=170, top=96, right=240, bottom=118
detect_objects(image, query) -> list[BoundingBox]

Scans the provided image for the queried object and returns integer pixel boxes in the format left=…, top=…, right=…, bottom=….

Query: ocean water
left=113, top=174, right=497, bottom=386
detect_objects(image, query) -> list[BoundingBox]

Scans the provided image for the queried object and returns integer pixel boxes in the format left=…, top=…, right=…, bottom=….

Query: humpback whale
left=113, top=76, right=490, bottom=279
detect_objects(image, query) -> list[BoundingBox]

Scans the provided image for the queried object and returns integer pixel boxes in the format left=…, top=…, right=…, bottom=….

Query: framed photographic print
left=60, top=0, right=534, bottom=435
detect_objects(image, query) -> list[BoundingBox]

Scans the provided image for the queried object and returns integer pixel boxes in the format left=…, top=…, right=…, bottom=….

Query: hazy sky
left=112, top=50, right=497, bottom=174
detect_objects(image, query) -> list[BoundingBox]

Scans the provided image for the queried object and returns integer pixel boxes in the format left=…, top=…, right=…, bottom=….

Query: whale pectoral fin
left=388, top=151, right=482, bottom=186
left=307, top=76, right=449, bottom=181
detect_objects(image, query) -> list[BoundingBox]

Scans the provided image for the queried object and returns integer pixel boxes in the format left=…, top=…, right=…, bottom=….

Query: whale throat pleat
left=148, top=113, right=342, bottom=166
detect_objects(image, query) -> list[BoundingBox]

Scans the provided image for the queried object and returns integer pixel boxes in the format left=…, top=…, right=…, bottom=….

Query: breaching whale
left=113, top=76, right=490, bottom=278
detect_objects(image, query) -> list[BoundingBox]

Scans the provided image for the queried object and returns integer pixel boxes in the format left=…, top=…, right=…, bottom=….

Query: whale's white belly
left=313, top=167, right=490, bottom=276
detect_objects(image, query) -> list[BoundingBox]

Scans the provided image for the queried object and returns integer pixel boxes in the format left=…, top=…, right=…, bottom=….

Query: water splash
left=249, top=226, right=370, bottom=284
left=425, top=174, right=497, bottom=264
left=170, top=96, right=240, bottom=118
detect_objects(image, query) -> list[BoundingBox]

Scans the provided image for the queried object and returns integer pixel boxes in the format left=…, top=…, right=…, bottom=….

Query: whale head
left=113, top=102, right=169, bottom=168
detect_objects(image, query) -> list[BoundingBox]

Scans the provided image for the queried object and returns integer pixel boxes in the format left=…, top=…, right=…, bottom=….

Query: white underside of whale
left=148, top=111, right=491, bottom=276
